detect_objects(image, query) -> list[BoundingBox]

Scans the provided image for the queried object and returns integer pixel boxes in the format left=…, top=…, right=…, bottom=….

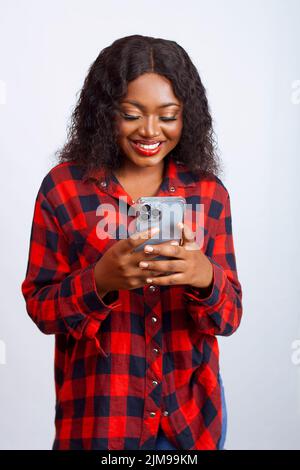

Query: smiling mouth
left=130, top=140, right=164, bottom=149
left=128, top=139, right=166, bottom=156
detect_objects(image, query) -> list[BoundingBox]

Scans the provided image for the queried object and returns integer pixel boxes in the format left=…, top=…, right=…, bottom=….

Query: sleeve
left=183, top=192, right=243, bottom=336
left=21, top=187, right=121, bottom=356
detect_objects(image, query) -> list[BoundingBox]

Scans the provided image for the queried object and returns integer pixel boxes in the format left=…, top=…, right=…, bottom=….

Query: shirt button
left=149, top=411, right=156, bottom=417
left=151, top=316, right=158, bottom=323
left=163, top=411, right=169, bottom=416
left=168, top=186, right=176, bottom=192
left=153, top=348, right=160, bottom=354
left=152, top=380, right=158, bottom=386
left=149, top=285, right=158, bottom=292
left=100, top=181, right=107, bottom=188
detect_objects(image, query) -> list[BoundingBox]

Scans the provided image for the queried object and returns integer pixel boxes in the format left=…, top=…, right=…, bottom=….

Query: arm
left=21, top=188, right=121, bottom=356
left=183, top=192, right=243, bottom=336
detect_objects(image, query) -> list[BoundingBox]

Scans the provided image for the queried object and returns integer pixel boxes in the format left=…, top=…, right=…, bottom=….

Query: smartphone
left=132, top=196, right=186, bottom=261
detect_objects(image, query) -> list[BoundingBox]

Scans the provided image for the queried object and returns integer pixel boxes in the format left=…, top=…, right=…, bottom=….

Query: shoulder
left=207, top=174, right=230, bottom=202
left=185, top=165, right=229, bottom=202
left=205, top=175, right=230, bottom=220
left=185, top=168, right=230, bottom=221
left=38, top=161, right=84, bottom=200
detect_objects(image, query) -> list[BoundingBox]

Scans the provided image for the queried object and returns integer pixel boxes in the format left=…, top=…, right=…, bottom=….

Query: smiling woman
left=21, top=34, right=242, bottom=451
left=111, top=72, right=184, bottom=195
left=54, top=34, right=222, bottom=180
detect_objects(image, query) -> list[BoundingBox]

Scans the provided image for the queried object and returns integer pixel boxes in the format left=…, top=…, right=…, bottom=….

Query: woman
left=21, top=34, right=242, bottom=451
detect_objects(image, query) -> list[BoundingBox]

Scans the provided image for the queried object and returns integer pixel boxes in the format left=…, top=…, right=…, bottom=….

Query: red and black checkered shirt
left=21, top=155, right=243, bottom=450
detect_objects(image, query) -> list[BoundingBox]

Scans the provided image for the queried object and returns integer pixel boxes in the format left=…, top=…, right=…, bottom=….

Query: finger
left=144, top=272, right=185, bottom=286
left=178, top=222, right=195, bottom=242
left=144, top=269, right=164, bottom=278
left=177, top=222, right=199, bottom=251
left=130, top=238, right=180, bottom=263
left=142, top=241, right=184, bottom=259
left=124, top=226, right=160, bottom=253
left=138, top=259, right=186, bottom=273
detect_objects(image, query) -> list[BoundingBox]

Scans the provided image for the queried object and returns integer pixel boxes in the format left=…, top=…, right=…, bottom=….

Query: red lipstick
left=129, top=140, right=164, bottom=156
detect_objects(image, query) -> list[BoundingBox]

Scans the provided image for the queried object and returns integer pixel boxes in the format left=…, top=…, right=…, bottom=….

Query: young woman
left=21, top=34, right=242, bottom=451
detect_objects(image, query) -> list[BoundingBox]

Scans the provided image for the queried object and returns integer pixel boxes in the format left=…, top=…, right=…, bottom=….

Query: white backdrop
left=0, top=0, right=299, bottom=450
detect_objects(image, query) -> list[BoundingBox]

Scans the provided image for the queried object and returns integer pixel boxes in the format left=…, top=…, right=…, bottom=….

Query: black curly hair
left=55, top=34, right=223, bottom=180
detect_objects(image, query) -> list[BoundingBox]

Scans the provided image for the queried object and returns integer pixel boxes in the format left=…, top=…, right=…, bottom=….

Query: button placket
left=141, top=276, right=163, bottom=445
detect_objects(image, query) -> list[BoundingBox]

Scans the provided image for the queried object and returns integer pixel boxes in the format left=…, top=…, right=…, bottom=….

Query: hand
left=138, top=222, right=214, bottom=289
left=94, top=226, right=179, bottom=294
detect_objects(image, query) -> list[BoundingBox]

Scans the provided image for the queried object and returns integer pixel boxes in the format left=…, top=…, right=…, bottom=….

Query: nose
left=138, top=115, right=160, bottom=138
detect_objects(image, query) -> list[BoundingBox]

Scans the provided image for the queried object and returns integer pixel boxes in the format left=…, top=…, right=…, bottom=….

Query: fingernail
left=144, top=245, right=153, bottom=252
left=146, top=278, right=153, bottom=283
left=139, top=261, right=148, bottom=268
left=170, top=240, right=179, bottom=246
left=178, top=222, right=184, bottom=229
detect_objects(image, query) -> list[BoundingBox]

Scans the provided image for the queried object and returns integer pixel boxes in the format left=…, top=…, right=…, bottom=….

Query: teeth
left=135, top=142, right=160, bottom=150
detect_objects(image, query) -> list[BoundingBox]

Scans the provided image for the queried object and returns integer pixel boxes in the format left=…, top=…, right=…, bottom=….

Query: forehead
left=121, top=73, right=181, bottom=109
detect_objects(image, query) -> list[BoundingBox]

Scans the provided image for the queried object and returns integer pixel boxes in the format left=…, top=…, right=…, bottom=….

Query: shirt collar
left=82, top=155, right=197, bottom=197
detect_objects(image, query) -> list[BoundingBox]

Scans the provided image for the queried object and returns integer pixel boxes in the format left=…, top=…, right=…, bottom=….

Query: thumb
left=177, top=222, right=199, bottom=251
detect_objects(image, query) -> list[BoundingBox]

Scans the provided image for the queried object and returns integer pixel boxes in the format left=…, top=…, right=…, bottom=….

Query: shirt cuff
left=85, top=261, right=122, bottom=318
left=183, top=258, right=226, bottom=308
left=61, top=262, right=122, bottom=340
left=81, top=263, right=121, bottom=356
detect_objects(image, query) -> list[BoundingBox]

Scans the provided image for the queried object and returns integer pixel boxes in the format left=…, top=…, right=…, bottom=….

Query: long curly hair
left=55, top=34, right=223, bottom=180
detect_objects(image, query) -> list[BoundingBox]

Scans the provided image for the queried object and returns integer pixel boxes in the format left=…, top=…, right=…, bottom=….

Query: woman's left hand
left=138, top=222, right=213, bottom=288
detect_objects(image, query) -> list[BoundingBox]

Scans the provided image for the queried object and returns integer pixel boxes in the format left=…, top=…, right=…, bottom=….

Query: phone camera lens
left=151, top=208, right=161, bottom=219
left=151, top=209, right=161, bottom=220
left=141, top=204, right=151, bottom=213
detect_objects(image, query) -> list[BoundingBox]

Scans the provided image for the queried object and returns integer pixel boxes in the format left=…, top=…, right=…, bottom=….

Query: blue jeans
left=154, top=373, right=227, bottom=450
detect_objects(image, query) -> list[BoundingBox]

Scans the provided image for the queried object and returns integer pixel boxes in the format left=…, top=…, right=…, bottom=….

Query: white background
left=0, top=0, right=299, bottom=450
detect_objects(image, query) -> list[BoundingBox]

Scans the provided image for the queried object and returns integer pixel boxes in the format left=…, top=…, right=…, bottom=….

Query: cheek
left=114, top=116, right=131, bottom=139
left=116, top=117, right=138, bottom=138
left=164, top=121, right=183, bottom=141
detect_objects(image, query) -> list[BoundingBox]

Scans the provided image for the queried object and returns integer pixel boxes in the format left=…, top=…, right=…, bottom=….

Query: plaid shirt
left=21, top=155, right=243, bottom=450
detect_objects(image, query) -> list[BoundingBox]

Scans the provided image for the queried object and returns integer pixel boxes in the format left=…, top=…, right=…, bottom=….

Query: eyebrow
left=120, top=100, right=181, bottom=110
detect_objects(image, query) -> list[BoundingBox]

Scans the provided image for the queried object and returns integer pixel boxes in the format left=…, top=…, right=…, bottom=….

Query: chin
left=134, top=154, right=165, bottom=165
left=122, top=148, right=165, bottom=164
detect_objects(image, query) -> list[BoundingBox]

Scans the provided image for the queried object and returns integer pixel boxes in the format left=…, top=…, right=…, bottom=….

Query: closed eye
left=122, top=114, right=177, bottom=122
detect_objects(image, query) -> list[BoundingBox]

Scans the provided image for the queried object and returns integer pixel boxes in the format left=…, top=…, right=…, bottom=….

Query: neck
left=114, top=157, right=166, bottom=183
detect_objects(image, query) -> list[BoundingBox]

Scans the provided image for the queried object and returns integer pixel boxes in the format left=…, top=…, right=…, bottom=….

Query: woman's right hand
left=94, top=226, right=169, bottom=296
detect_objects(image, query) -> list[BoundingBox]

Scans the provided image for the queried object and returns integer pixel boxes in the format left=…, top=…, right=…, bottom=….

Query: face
left=114, top=72, right=183, bottom=170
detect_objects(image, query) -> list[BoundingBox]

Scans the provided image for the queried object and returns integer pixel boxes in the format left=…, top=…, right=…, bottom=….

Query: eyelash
left=122, top=114, right=177, bottom=122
